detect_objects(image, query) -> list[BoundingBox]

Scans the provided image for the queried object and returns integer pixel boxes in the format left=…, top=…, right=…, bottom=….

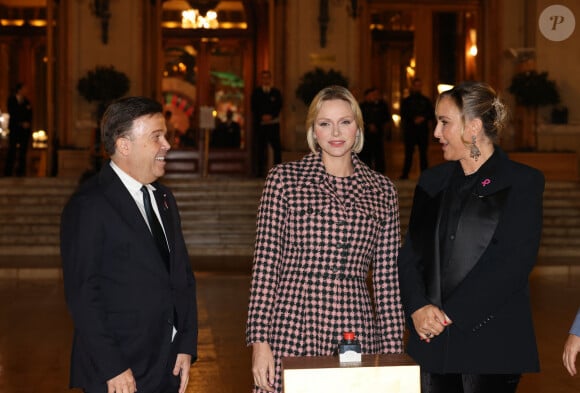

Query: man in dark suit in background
left=251, top=70, right=283, bottom=177
left=399, top=77, right=434, bottom=179
left=359, top=87, right=391, bottom=173
left=60, top=96, right=198, bottom=393
left=4, top=82, right=33, bottom=176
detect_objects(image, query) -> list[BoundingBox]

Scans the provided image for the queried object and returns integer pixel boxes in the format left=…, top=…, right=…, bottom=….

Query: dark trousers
left=421, top=372, right=521, bottom=393
left=401, top=128, right=428, bottom=178
left=4, top=128, right=31, bottom=176
left=359, top=130, right=385, bottom=173
left=255, top=124, right=281, bottom=177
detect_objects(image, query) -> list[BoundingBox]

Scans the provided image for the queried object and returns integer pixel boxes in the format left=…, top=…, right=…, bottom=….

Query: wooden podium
left=282, top=353, right=420, bottom=393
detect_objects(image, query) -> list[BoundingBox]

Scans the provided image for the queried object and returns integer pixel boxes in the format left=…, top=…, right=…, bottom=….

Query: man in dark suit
left=251, top=70, right=283, bottom=177
left=60, top=96, right=198, bottom=393
left=4, top=82, right=33, bottom=176
left=399, top=77, right=434, bottom=179
left=359, top=87, right=391, bottom=173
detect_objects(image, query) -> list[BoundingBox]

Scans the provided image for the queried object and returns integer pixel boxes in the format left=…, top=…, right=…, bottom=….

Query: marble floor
left=0, top=265, right=579, bottom=393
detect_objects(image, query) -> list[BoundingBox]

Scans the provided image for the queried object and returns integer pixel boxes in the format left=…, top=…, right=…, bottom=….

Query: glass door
left=161, top=0, right=251, bottom=176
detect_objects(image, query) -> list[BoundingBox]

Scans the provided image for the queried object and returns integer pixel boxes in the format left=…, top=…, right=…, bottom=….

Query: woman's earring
left=470, top=135, right=481, bottom=161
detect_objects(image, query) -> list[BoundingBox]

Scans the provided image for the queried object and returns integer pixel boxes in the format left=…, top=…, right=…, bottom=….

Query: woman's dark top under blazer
left=397, top=147, right=544, bottom=374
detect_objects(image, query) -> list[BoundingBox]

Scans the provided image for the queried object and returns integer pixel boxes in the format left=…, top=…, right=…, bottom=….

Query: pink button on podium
left=282, top=353, right=420, bottom=393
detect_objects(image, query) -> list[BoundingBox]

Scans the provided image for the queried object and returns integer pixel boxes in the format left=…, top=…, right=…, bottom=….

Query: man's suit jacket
left=7, top=93, right=32, bottom=134
left=60, top=162, right=197, bottom=392
left=6, top=95, right=32, bottom=136
left=251, top=86, right=282, bottom=128
left=397, top=147, right=544, bottom=374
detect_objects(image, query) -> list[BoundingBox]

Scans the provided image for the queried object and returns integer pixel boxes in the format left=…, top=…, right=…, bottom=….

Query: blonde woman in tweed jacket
left=246, top=85, right=405, bottom=393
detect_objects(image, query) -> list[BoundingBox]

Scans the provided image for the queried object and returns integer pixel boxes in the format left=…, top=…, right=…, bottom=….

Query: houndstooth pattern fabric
left=246, top=152, right=405, bottom=393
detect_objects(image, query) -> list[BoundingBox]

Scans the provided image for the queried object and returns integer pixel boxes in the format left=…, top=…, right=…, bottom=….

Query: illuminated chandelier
left=182, top=0, right=220, bottom=29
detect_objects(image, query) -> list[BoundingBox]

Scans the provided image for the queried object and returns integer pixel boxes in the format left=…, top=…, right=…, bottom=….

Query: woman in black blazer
left=397, top=81, right=544, bottom=393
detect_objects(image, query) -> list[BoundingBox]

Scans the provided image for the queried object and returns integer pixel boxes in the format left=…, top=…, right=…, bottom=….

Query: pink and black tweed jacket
left=246, top=152, right=404, bottom=393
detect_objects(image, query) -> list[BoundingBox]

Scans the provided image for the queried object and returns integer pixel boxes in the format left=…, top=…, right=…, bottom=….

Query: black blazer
left=397, top=147, right=544, bottom=373
left=251, top=86, right=282, bottom=126
left=7, top=94, right=32, bottom=131
left=60, top=162, right=197, bottom=392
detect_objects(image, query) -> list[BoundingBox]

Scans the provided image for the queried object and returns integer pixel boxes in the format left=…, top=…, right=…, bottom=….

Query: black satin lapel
left=443, top=188, right=509, bottom=298
left=426, top=191, right=445, bottom=307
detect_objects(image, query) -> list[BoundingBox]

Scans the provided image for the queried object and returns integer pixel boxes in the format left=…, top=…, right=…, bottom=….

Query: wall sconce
left=507, top=47, right=536, bottom=62
left=468, top=28, right=478, bottom=57
left=347, top=0, right=361, bottom=19
left=469, top=45, right=478, bottom=57
left=391, top=114, right=401, bottom=128
left=90, top=0, right=111, bottom=44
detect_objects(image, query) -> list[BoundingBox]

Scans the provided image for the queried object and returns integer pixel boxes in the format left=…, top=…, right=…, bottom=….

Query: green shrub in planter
left=76, top=65, right=130, bottom=171
left=508, top=70, right=560, bottom=108
left=77, top=65, right=130, bottom=107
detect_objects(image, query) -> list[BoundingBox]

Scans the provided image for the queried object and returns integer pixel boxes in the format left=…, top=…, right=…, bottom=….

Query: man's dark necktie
left=141, top=185, right=170, bottom=271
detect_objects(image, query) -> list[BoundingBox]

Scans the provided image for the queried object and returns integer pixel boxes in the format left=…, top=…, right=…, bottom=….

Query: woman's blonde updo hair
left=438, top=81, right=508, bottom=143
left=305, top=85, right=364, bottom=153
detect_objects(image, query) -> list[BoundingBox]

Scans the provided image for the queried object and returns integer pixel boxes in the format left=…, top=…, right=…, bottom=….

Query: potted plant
left=295, top=67, right=348, bottom=106
left=77, top=65, right=130, bottom=171
left=508, top=70, right=560, bottom=149
left=77, top=65, right=130, bottom=119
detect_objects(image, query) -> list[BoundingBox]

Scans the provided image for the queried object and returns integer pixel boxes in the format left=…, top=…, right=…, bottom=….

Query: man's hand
left=411, top=304, right=452, bottom=342
left=106, top=368, right=137, bottom=393
left=173, top=353, right=192, bottom=393
left=252, top=342, right=275, bottom=392
left=563, top=334, right=580, bottom=376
